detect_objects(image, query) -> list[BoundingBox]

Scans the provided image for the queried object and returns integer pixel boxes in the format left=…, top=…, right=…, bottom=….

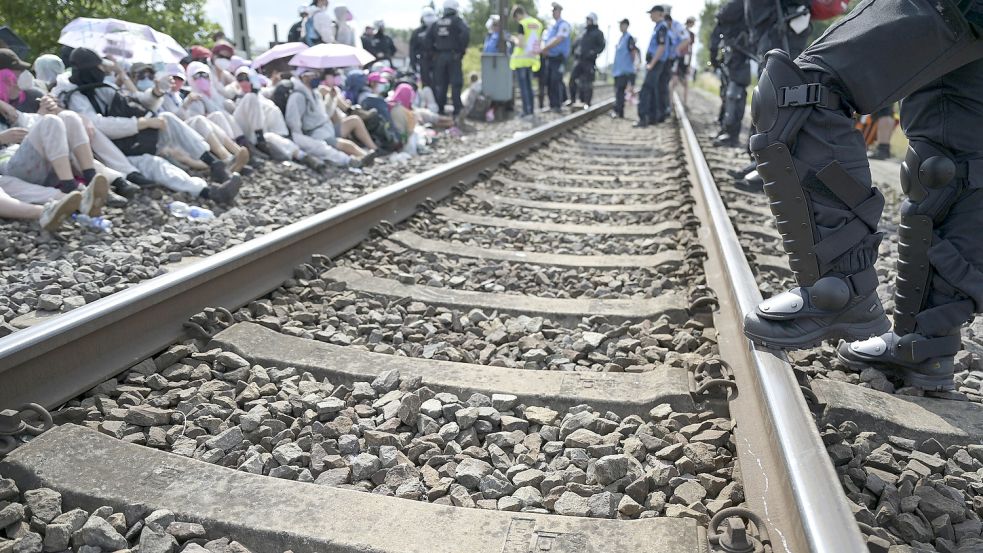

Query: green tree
left=462, top=0, right=539, bottom=47
left=2, top=0, right=222, bottom=61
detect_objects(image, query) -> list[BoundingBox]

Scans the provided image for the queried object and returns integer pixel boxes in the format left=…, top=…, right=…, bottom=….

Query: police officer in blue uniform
left=426, top=0, right=470, bottom=118
left=743, top=0, right=983, bottom=395
left=540, top=3, right=573, bottom=112
left=636, top=5, right=668, bottom=128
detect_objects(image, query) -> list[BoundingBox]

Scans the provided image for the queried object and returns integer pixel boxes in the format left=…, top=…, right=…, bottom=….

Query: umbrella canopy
left=250, top=42, right=307, bottom=69
left=0, top=27, right=30, bottom=59
left=288, top=43, right=375, bottom=69
left=58, top=17, right=188, bottom=65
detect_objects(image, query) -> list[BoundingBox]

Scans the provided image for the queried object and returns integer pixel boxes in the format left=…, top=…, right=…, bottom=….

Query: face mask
left=193, top=77, right=211, bottom=94
left=239, top=80, right=252, bottom=93
left=16, top=70, right=34, bottom=90
left=136, top=78, right=154, bottom=91
left=214, top=58, right=232, bottom=71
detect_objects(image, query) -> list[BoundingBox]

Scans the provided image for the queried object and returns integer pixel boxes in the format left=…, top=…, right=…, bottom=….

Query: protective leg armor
left=838, top=142, right=983, bottom=390
left=714, top=80, right=748, bottom=146
left=742, top=50, right=891, bottom=349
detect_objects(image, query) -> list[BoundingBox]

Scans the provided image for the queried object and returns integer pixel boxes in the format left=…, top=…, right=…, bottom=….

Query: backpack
left=65, top=85, right=159, bottom=156
left=287, top=20, right=303, bottom=43
left=272, top=81, right=297, bottom=116
left=811, top=0, right=849, bottom=20
left=304, top=17, right=322, bottom=46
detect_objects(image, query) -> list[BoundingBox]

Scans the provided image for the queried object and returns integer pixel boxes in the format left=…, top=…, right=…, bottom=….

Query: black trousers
left=758, top=0, right=983, bottom=335
left=433, top=52, right=464, bottom=116
left=568, top=59, right=596, bottom=105
left=614, top=74, right=633, bottom=117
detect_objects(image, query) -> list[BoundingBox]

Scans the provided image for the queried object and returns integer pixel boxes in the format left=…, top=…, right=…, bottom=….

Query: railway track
left=0, top=95, right=979, bottom=553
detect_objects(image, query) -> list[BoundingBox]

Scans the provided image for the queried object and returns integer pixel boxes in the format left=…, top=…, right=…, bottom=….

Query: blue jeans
left=545, top=55, right=565, bottom=109
left=515, top=67, right=534, bottom=115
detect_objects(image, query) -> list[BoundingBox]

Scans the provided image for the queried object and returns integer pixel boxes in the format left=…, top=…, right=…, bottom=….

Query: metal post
left=230, top=0, right=252, bottom=57
left=273, top=24, right=279, bottom=45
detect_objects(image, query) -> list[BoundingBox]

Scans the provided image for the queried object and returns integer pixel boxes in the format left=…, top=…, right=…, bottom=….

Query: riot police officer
left=426, top=0, right=470, bottom=118
left=712, top=0, right=753, bottom=147
left=410, top=7, right=438, bottom=88
left=743, top=0, right=983, bottom=396
left=568, top=13, right=606, bottom=107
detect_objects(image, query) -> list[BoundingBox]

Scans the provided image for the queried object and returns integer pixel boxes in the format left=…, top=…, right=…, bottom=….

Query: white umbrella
left=59, top=17, right=188, bottom=65
left=288, top=43, right=376, bottom=69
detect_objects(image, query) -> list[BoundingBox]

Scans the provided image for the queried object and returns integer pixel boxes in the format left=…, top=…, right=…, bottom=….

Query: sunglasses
left=192, top=72, right=209, bottom=79
left=236, top=74, right=250, bottom=81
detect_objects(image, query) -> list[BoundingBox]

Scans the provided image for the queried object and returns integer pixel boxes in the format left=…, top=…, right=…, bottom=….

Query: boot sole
left=746, top=316, right=892, bottom=351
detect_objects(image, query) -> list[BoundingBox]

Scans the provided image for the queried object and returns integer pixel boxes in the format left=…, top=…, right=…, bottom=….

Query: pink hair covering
left=367, top=72, right=387, bottom=85
left=388, top=83, right=414, bottom=110
left=0, top=69, right=26, bottom=104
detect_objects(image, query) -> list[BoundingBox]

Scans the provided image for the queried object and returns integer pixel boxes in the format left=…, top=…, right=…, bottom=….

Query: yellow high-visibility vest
left=510, top=16, right=543, bottom=72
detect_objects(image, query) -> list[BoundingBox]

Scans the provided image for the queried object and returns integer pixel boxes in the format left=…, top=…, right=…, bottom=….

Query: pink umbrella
left=288, top=43, right=376, bottom=69
left=250, top=42, right=307, bottom=69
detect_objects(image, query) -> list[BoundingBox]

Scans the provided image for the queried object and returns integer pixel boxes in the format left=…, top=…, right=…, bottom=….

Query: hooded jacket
left=334, top=6, right=356, bottom=46
left=285, top=76, right=331, bottom=137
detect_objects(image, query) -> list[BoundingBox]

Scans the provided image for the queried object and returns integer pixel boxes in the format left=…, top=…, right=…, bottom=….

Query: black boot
left=868, top=143, right=891, bottom=160
left=111, top=177, right=141, bottom=199
left=202, top=152, right=230, bottom=183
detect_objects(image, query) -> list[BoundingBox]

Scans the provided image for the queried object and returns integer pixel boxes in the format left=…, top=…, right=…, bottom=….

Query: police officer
left=712, top=0, right=752, bottom=147
left=540, top=3, right=573, bottom=113
left=744, top=0, right=812, bottom=61
left=410, top=7, right=437, bottom=88
left=743, top=0, right=983, bottom=396
left=636, top=5, right=668, bottom=128
left=612, top=19, right=639, bottom=119
left=568, top=13, right=606, bottom=107
left=426, top=0, right=470, bottom=118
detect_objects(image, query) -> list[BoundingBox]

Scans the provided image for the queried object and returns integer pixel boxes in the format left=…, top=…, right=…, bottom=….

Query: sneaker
left=205, top=173, right=242, bottom=204
left=209, top=161, right=231, bottom=184
left=80, top=174, right=109, bottom=216
left=743, top=270, right=891, bottom=350
left=350, top=150, right=379, bottom=169
left=713, top=133, right=741, bottom=148
left=111, top=178, right=140, bottom=199
left=39, top=191, right=82, bottom=231
left=837, top=332, right=960, bottom=392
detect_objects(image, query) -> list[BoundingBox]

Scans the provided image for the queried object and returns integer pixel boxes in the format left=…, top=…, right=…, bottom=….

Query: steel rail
left=674, top=94, right=867, bottom=553
left=0, top=99, right=614, bottom=410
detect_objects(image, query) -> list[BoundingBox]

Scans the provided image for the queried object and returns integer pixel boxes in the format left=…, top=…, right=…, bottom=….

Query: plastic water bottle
left=168, top=201, right=215, bottom=222
left=72, top=214, right=113, bottom=232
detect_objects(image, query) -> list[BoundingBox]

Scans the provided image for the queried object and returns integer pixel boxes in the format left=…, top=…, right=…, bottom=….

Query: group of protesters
left=0, top=6, right=480, bottom=233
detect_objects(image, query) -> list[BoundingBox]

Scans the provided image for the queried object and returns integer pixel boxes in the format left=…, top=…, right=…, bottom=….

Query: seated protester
left=318, top=70, right=378, bottom=151
left=35, top=94, right=141, bottom=201
left=209, top=41, right=238, bottom=89
left=0, top=49, right=45, bottom=114
left=460, top=72, right=490, bottom=122
left=226, top=66, right=314, bottom=165
left=0, top=175, right=82, bottom=231
left=157, top=65, right=187, bottom=114
left=387, top=83, right=418, bottom=152
left=0, top=99, right=109, bottom=216
left=32, top=54, right=66, bottom=94
left=412, top=82, right=454, bottom=128
left=176, top=62, right=250, bottom=172
left=59, top=47, right=241, bottom=203
left=286, top=67, right=375, bottom=167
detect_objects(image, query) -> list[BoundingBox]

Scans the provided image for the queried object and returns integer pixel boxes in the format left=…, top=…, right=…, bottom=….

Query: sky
left=205, top=0, right=707, bottom=66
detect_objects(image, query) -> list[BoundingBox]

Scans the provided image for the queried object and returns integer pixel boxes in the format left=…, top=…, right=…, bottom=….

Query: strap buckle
left=778, top=83, right=836, bottom=108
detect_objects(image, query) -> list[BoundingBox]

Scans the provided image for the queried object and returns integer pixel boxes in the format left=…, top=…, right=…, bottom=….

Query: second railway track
left=1, top=96, right=978, bottom=553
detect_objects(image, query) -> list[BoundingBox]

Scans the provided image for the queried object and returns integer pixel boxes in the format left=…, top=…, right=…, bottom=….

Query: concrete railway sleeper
left=0, top=96, right=916, bottom=553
